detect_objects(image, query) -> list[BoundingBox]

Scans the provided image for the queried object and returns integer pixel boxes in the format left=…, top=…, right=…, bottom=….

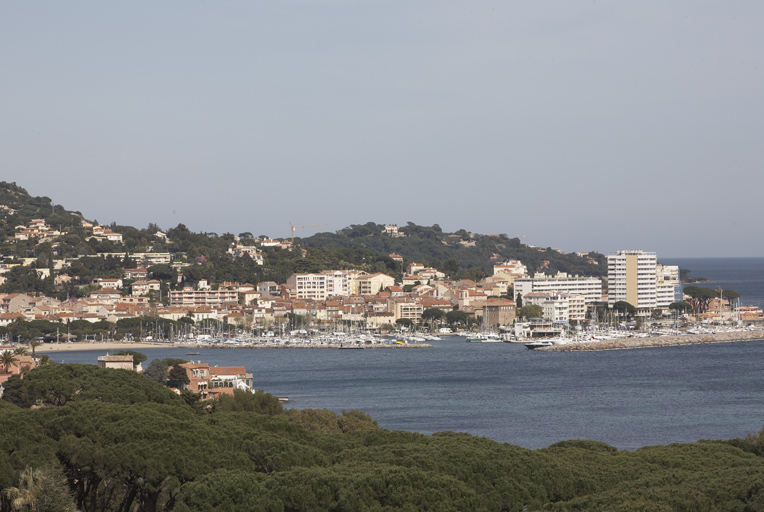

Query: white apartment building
left=514, top=272, right=602, bottom=304
left=286, top=271, right=362, bottom=300
left=169, top=287, right=238, bottom=307
left=542, top=295, right=569, bottom=324
left=607, top=250, right=658, bottom=314
left=656, top=264, right=681, bottom=308
left=493, top=260, right=528, bottom=278
left=356, top=273, right=395, bottom=296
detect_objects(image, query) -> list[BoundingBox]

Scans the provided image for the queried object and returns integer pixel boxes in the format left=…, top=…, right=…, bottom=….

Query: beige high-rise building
left=607, top=250, right=658, bottom=314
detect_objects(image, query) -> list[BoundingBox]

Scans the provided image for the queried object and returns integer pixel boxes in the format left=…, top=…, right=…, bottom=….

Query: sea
left=50, top=258, right=764, bottom=451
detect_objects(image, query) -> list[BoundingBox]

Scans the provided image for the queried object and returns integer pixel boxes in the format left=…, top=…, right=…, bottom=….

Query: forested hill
left=301, top=222, right=607, bottom=279
left=3, top=363, right=764, bottom=512
left=0, top=182, right=606, bottom=288
left=0, top=181, right=84, bottom=231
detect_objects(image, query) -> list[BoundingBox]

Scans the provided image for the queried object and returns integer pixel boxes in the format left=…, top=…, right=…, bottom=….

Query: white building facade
left=514, top=272, right=603, bottom=305
left=656, top=264, right=681, bottom=308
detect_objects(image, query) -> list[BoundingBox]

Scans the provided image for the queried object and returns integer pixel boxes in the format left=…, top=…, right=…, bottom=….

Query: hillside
left=2, top=363, right=764, bottom=512
left=0, top=182, right=606, bottom=296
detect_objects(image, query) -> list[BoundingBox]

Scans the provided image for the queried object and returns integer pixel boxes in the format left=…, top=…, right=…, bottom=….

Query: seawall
left=540, top=329, right=764, bottom=352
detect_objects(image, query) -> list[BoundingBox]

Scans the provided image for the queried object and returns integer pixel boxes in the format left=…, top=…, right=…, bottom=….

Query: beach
left=36, top=341, right=172, bottom=353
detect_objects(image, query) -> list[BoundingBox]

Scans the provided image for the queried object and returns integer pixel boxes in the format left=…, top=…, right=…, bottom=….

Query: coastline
left=34, top=340, right=432, bottom=353
left=36, top=341, right=174, bottom=353
left=540, top=329, right=764, bottom=352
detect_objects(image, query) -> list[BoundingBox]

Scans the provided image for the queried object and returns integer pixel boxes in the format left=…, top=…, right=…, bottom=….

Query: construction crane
left=290, top=222, right=326, bottom=244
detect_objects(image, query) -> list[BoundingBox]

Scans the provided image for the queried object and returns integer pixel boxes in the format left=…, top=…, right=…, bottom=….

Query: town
left=1, top=182, right=762, bottom=356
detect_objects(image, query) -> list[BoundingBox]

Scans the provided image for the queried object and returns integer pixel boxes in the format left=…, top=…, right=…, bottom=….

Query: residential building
left=355, top=273, right=395, bottom=296
left=493, top=260, right=528, bottom=278
left=607, top=250, right=658, bottom=314
left=97, top=354, right=139, bottom=371
left=169, top=287, right=238, bottom=308
left=656, top=264, right=681, bottom=308
left=482, top=298, right=516, bottom=328
left=387, top=297, right=423, bottom=324
left=514, top=272, right=602, bottom=305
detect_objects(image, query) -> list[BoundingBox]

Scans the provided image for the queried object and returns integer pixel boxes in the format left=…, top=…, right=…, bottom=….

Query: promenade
left=541, top=328, right=764, bottom=352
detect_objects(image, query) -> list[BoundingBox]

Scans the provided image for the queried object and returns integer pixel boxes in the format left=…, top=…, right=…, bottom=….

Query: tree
left=723, top=289, right=741, bottom=305
left=611, top=301, right=637, bottom=318
left=395, top=318, right=414, bottom=329
left=215, top=389, right=284, bottom=415
left=446, top=310, right=469, bottom=327
left=1, top=350, right=18, bottom=375
left=113, top=350, right=147, bottom=370
left=421, top=308, right=445, bottom=325
left=669, top=301, right=692, bottom=313
left=683, top=286, right=720, bottom=314
left=519, top=305, right=543, bottom=319
left=2, top=465, right=77, bottom=512
left=167, top=364, right=190, bottom=388
left=143, top=359, right=169, bottom=382
left=516, top=293, right=523, bottom=309
left=28, top=340, right=42, bottom=359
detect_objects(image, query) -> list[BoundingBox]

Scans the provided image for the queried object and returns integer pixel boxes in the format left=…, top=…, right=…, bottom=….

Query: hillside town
left=1, top=212, right=761, bottom=348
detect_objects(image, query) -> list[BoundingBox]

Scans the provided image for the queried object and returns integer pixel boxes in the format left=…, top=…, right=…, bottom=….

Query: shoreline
left=34, top=340, right=432, bottom=353
left=539, top=329, right=764, bottom=352
left=36, top=341, right=174, bottom=353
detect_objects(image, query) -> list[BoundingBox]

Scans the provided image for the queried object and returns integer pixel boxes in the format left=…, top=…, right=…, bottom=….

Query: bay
left=662, top=257, right=764, bottom=307
left=50, top=337, right=764, bottom=451
left=47, top=257, right=764, bottom=451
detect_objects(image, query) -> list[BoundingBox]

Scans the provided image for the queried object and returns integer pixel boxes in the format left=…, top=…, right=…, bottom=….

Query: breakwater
left=541, top=329, right=764, bottom=352
left=174, top=342, right=433, bottom=350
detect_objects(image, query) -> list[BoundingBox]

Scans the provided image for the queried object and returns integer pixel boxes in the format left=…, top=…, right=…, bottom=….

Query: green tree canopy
left=611, top=301, right=637, bottom=318
left=519, top=305, right=543, bottom=319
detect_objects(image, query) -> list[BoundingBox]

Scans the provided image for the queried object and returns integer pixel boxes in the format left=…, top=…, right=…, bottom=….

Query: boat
left=524, top=340, right=554, bottom=350
left=466, top=333, right=503, bottom=343
left=186, top=352, right=200, bottom=355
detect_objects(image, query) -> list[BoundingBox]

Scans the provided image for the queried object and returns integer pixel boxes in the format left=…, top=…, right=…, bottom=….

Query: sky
left=2, top=1, right=763, bottom=258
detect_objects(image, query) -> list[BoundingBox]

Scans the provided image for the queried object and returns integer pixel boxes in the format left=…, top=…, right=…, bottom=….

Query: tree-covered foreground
left=3, top=364, right=764, bottom=511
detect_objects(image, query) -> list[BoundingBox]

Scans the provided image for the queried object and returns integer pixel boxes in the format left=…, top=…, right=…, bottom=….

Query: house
left=0, top=353, right=37, bottom=385
left=89, top=288, right=123, bottom=303
left=97, top=354, right=141, bottom=372
left=179, top=361, right=254, bottom=400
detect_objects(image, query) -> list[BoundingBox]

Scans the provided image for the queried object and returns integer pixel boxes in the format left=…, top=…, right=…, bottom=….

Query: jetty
left=538, top=328, right=764, bottom=352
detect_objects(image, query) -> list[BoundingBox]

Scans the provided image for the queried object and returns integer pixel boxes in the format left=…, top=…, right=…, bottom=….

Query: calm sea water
left=662, top=257, right=764, bottom=307
left=50, top=258, right=764, bottom=451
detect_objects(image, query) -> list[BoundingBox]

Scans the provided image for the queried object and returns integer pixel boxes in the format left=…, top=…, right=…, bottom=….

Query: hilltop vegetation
left=2, top=363, right=764, bottom=511
left=0, top=182, right=606, bottom=296
left=304, top=222, right=606, bottom=280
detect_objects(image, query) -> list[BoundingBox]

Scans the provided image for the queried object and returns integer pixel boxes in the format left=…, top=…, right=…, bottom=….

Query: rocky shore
left=540, top=329, right=764, bottom=352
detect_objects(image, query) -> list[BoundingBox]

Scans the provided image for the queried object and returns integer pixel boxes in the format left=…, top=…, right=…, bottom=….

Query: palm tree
left=28, top=339, right=42, bottom=359
left=1, top=350, right=19, bottom=375
left=13, top=346, right=28, bottom=356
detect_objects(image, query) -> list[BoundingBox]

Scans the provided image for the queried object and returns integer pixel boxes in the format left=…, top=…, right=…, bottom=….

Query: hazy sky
left=3, top=1, right=763, bottom=258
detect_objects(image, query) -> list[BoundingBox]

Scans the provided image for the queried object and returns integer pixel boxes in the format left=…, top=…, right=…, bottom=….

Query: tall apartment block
left=607, top=250, right=658, bottom=314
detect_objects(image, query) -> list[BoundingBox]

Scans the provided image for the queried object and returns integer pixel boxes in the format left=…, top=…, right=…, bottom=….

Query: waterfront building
left=656, top=264, right=681, bottom=308
left=481, top=297, right=516, bottom=328
left=97, top=354, right=140, bottom=371
left=514, top=272, right=602, bottom=305
left=179, top=361, right=253, bottom=399
left=387, top=297, right=423, bottom=324
left=607, top=250, right=658, bottom=314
